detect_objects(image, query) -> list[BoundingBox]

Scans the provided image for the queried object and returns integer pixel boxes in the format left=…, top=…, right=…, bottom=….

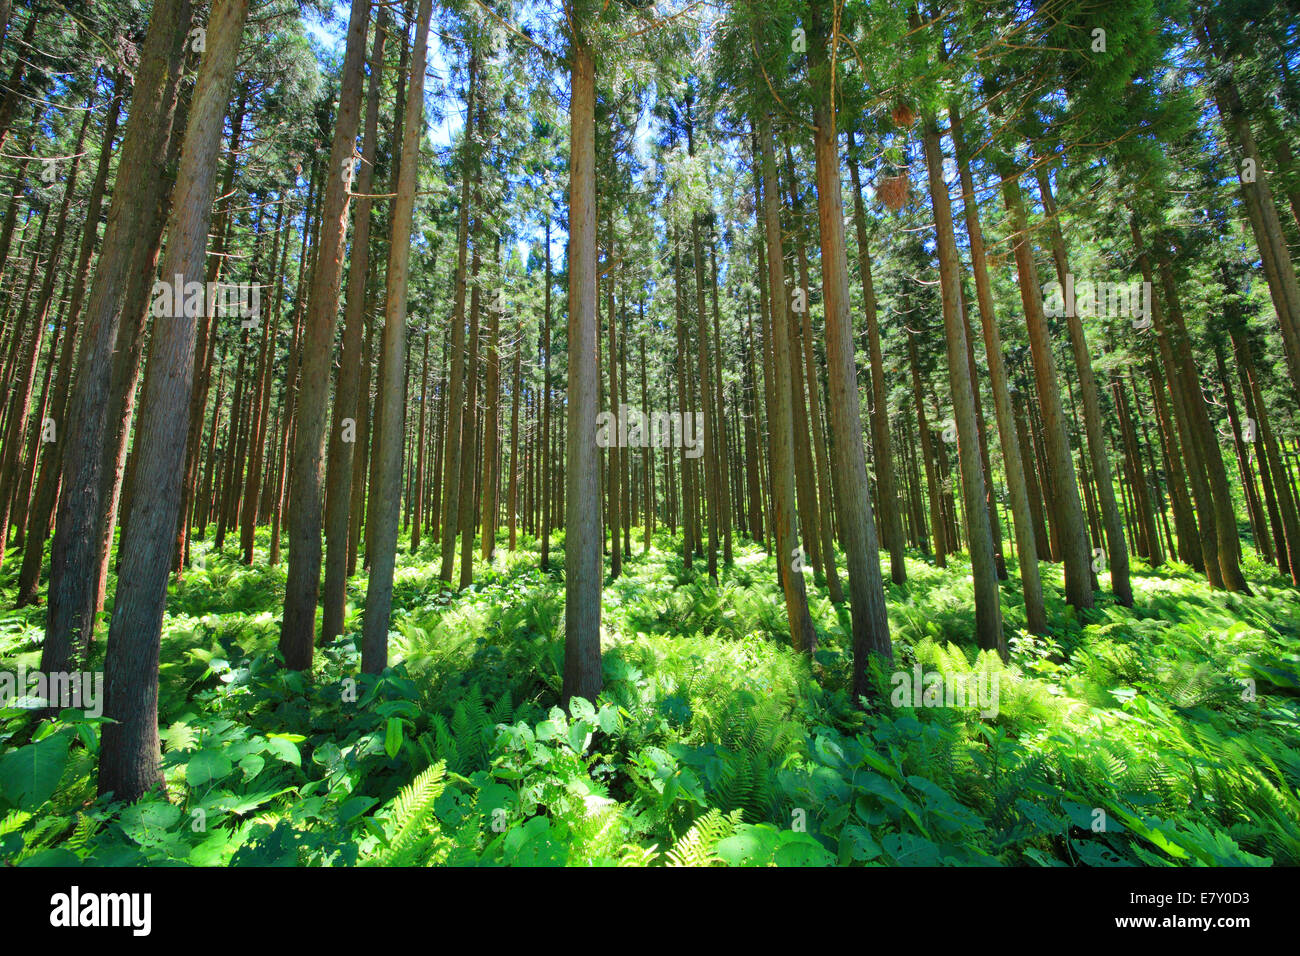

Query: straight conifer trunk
left=41, top=0, right=190, bottom=675
left=98, top=0, right=251, bottom=801
left=323, top=6, right=387, bottom=642
left=916, top=101, right=1004, bottom=658
left=947, top=103, right=1046, bottom=635
left=808, top=7, right=893, bottom=690
left=562, top=28, right=602, bottom=707
left=1034, top=163, right=1132, bottom=606
left=846, top=129, right=905, bottom=586
left=280, top=0, right=372, bottom=670
left=438, top=52, right=478, bottom=583
left=999, top=163, right=1094, bottom=610
left=755, top=112, right=817, bottom=655
left=361, top=0, right=433, bottom=674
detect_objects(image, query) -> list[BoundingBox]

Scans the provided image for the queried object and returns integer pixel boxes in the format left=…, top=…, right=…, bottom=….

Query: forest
left=0, top=0, right=1296, bottom=879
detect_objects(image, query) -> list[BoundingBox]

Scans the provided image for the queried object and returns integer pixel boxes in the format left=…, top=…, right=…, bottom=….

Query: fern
left=362, top=762, right=449, bottom=867
left=665, top=809, right=743, bottom=867
left=619, top=843, right=661, bottom=866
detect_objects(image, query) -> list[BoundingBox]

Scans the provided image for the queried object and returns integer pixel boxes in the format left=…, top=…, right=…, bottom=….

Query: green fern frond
left=363, top=762, right=449, bottom=867
left=665, top=808, right=743, bottom=867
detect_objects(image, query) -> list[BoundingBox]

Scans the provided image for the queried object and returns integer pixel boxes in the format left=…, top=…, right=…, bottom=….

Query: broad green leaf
left=186, top=749, right=233, bottom=787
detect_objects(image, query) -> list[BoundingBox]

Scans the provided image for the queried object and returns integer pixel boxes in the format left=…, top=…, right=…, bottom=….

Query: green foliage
left=360, top=762, right=450, bottom=866
left=1, top=534, right=1297, bottom=867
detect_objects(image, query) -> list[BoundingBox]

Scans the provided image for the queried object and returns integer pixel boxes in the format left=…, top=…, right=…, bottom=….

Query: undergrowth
left=1, top=527, right=1297, bottom=867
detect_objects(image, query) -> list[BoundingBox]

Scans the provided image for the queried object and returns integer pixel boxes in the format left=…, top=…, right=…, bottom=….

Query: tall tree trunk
left=907, top=326, right=944, bottom=565
left=948, top=104, right=1046, bottom=633
left=741, top=306, right=763, bottom=544
left=239, top=200, right=284, bottom=564
left=438, top=50, right=478, bottom=583
left=561, top=28, right=602, bottom=707
left=0, top=10, right=37, bottom=155
left=1144, top=358, right=1201, bottom=570
left=508, top=322, right=521, bottom=550
left=481, top=259, right=501, bottom=563
left=754, top=112, right=817, bottom=654
left=606, top=271, right=620, bottom=579
left=846, top=129, right=905, bottom=586
left=641, top=330, right=653, bottom=552
left=1112, top=374, right=1162, bottom=568
left=999, top=162, right=1093, bottom=610
left=1231, top=323, right=1300, bottom=583
left=360, top=0, right=431, bottom=674
left=1034, top=162, right=1132, bottom=605
left=280, top=0, right=372, bottom=670
left=1154, top=245, right=1251, bottom=593
left=1215, top=341, right=1267, bottom=561
left=177, top=84, right=248, bottom=572
left=541, top=214, right=552, bottom=569
left=412, top=325, right=430, bottom=552
left=708, top=241, right=732, bottom=566
left=808, top=11, right=894, bottom=689
left=14, top=78, right=123, bottom=607
left=915, top=94, right=1005, bottom=657
left=456, top=223, right=483, bottom=589
left=1200, top=19, right=1300, bottom=396
left=0, top=99, right=91, bottom=567
left=672, top=230, right=694, bottom=569
left=41, top=0, right=190, bottom=675
left=98, top=0, right=250, bottom=801
left=785, top=141, right=842, bottom=601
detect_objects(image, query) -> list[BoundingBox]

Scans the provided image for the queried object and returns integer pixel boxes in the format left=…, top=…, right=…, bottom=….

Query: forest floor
left=1, top=529, right=1298, bottom=866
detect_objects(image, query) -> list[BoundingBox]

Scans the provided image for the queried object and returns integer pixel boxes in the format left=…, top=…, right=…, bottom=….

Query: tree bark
left=948, top=104, right=1046, bottom=633
left=98, top=0, right=250, bottom=801
left=41, top=0, right=191, bottom=675
left=360, top=0, right=431, bottom=675
left=754, top=112, right=817, bottom=655
left=846, top=129, right=905, bottom=586
left=1034, top=162, right=1132, bottom=605
left=808, top=40, right=894, bottom=691
left=916, top=102, right=1005, bottom=657
left=999, top=162, right=1093, bottom=609
left=561, top=29, right=602, bottom=707
left=280, top=0, right=373, bottom=670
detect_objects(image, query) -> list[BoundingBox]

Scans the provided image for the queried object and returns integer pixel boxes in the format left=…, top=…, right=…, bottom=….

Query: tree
left=280, top=0, right=372, bottom=670
left=322, top=5, right=388, bottom=643
left=807, top=3, right=895, bottom=685
left=41, top=0, right=190, bottom=676
left=561, top=2, right=602, bottom=707
left=361, top=0, right=433, bottom=675
left=98, top=0, right=252, bottom=801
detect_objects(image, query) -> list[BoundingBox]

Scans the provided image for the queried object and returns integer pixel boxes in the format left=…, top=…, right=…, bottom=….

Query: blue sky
left=300, top=2, right=668, bottom=269
left=304, top=4, right=561, bottom=266
left=304, top=4, right=464, bottom=151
